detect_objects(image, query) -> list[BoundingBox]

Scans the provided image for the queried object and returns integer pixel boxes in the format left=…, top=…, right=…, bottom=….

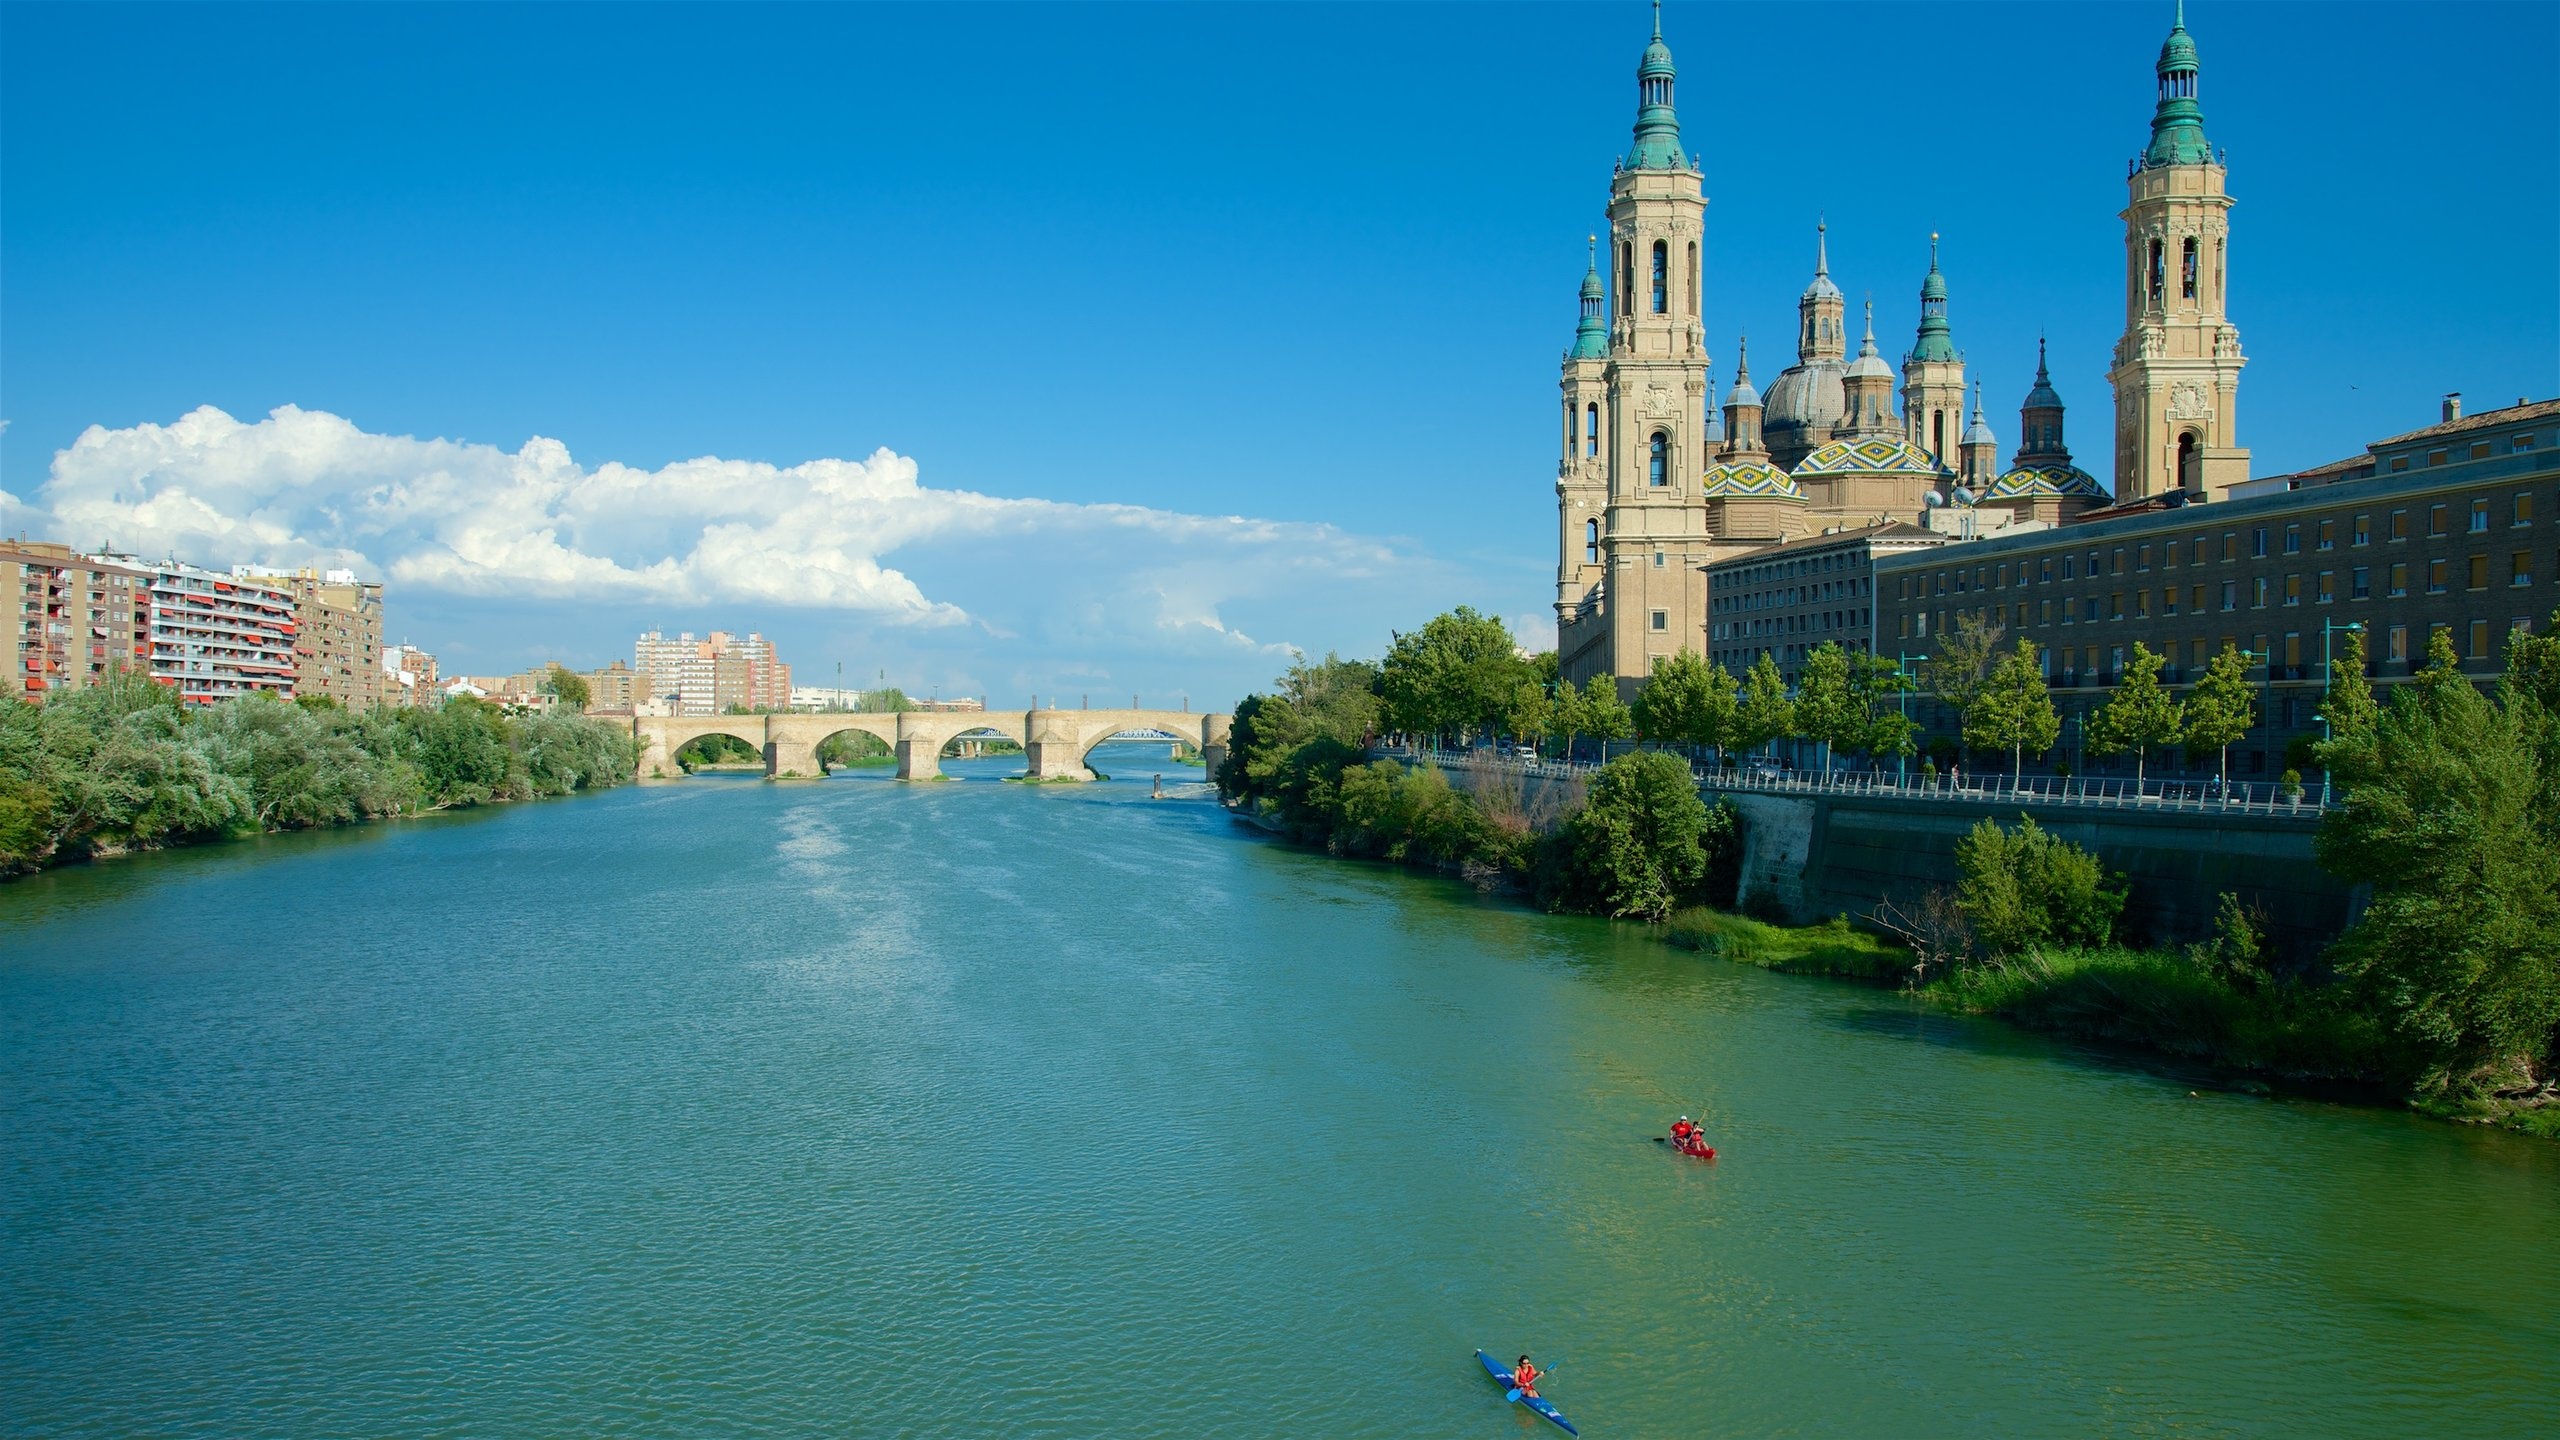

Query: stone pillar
left=635, top=719, right=676, bottom=781
left=895, top=713, right=942, bottom=780
left=1200, top=712, right=1231, bottom=781
left=1023, top=709, right=1091, bottom=781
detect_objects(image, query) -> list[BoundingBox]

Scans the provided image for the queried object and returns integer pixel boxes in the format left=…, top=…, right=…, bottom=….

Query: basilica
left=1558, top=5, right=2248, bottom=689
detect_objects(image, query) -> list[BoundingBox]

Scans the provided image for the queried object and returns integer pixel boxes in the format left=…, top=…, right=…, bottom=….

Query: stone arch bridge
left=634, top=708, right=1230, bottom=782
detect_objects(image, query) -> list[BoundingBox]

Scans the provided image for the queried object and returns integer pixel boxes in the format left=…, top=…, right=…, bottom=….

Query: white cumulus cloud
left=26, top=406, right=1490, bottom=687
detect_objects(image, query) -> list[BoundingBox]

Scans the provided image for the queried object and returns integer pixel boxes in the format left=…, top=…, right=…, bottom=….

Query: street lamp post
left=2319, top=619, right=2365, bottom=806
left=1894, top=650, right=1929, bottom=784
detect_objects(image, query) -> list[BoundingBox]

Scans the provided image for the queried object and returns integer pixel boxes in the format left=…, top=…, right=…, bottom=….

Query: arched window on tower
left=2148, top=239, right=2165, bottom=306
left=1584, top=403, right=1599, bottom=457
left=1649, top=432, right=1669, bottom=487
left=1687, top=242, right=1700, bottom=318
left=1651, top=242, right=1668, bottom=314
left=1584, top=519, right=1600, bottom=565
left=1932, top=410, right=1946, bottom=461
left=2182, top=236, right=2198, bottom=300
left=1620, top=241, right=1634, bottom=317
left=2177, top=431, right=2201, bottom=493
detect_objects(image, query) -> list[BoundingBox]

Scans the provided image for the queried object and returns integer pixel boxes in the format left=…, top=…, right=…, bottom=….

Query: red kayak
left=1656, top=1136, right=1717, bottom=1160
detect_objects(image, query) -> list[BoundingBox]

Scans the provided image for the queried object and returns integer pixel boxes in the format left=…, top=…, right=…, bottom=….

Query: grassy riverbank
left=1, top=674, right=638, bottom=877
left=1654, top=907, right=2560, bottom=1136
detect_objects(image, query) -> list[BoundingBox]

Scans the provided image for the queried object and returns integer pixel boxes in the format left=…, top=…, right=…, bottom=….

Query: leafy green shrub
left=1536, top=751, right=1732, bottom=920
left=1954, top=815, right=2125, bottom=961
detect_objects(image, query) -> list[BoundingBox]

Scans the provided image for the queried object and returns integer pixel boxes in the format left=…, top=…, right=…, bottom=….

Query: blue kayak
left=1475, top=1349, right=1579, bottom=1435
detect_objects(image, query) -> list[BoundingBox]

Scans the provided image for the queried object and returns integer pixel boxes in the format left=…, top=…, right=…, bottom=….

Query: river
left=3, top=743, right=2554, bottom=1438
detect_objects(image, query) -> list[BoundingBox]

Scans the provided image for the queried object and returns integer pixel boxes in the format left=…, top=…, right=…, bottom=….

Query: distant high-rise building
left=236, top=566, right=384, bottom=710
left=0, top=542, right=153, bottom=702
left=136, top=562, right=298, bottom=704
left=633, top=628, right=791, bottom=714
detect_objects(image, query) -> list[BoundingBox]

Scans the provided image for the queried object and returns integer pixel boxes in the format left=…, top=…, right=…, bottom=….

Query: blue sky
left=3, top=1, right=2553, bottom=706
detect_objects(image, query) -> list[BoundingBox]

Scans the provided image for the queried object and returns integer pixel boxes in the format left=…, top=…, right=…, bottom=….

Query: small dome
left=1639, top=36, right=1675, bottom=79
left=1987, top=465, right=2108, bottom=501
left=1762, top=361, right=1847, bottom=442
left=1725, top=373, right=1761, bottom=409
left=1699, top=462, right=1803, bottom=500
left=1846, top=347, right=1894, bottom=382
left=2159, top=23, right=2198, bottom=73
left=1963, top=412, right=1996, bottom=448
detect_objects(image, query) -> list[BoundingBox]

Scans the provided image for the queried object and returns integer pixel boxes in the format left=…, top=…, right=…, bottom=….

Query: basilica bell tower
left=2108, top=5, right=2249, bottom=500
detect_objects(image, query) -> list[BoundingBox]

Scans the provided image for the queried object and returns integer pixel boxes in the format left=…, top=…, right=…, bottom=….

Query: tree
left=1791, top=642, right=1857, bottom=773
left=1733, top=652, right=1795, bottom=760
left=1844, top=647, right=1918, bottom=770
left=2314, top=627, right=2379, bottom=780
left=1566, top=674, right=1632, bottom=757
left=543, top=664, right=591, bottom=713
left=1633, top=649, right=1726, bottom=750
left=1537, top=750, right=1732, bottom=920
left=1379, top=607, right=1529, bottom=744
left=2179, top=642, right=2257, bottom=789
left=1954, top=814, right=2124, bottom=961
left=2314, top=623, right=2560, bottom=1094
left=1966, top=640, right=2061, bottom=786
left=1281, top=651, right=1383, bottom=746
left=1922, top=613, right=2008, bottom=740
left=1504, top=680, right=1552, bottom=755
left=2086, top=641, right=2183, bottom=789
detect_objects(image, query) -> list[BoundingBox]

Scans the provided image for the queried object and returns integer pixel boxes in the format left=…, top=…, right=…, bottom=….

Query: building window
left=2252, top=526, right=2269, bottom=558
left=2429, top=504, right=2449, bottom=537
left=2181, top=235, right=2198, bottom=299
left=2350, top=566, right=2369, bottom=600
left=2164, top=541, right=2180, bottom=568
left=2511, top=551, right=2533, bottom=587
left=2148, top=238, right=2164, bottom=305
left=2162, top=586, right=2178, bottom=616
left=2283, top=525, right=2301, bottom=556
left=1653, top=549, right=1666, bottom=569
left=2469, top=498, right=2491, bottom=533
left=2388, top=562, right=2408, bottom=597
left=2251, top=577, right=2270, bottom=608
left=1584, top=403, right=1598, bottom=457
left=2427, top=559, right=2448, bottom=594
left=2084, top=597, right=2102, bottom=622
left=1584, top=520, right=1599, bottom=564
left=2316, top=520, right=2335, bottom=551
left=2517, top=434, right=2539, bottom=452
left=2191, top=583, right=2206, bottom=613
left=2352, top=514, right=2371, bottom=547
left=2390, top=510, right=2409, bottom=541
left=2468, top=554, right=2490, bottom=590
left=2390, top=455, right=2409, bottom=473
left=2471, top=441, right=2493, bottom=460
left=2469, top=619, right=2490, bottom=658
left=1651, top=610, right=1668, bottom=632
left=2428, top=449, right=2449, bottom=468
left=1651, top=241, right=1668, bottom=314
left=1649, top=432, right=1668, bottom=487
left=2387, top=624, right=2407, bottom=662
left=2220, top=580, right=2237, bottom=611
left=2515, top=492, right=2535, bottom=526
left=2110, top=591, right=2125, bottom=620
left=2062, top=556, right=2077, bottom=580
left=1687, top=242, right=1700, bottom=318
left=2283, top=575, right=2301, bottom=606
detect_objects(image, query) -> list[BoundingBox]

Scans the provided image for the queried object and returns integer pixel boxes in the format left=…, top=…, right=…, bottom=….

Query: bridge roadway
left=634, top=708, right=1230, bottom=782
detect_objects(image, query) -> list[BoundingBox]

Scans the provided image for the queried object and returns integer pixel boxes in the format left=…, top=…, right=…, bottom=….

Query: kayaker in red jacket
left=1670, top=1116, right=1697, bottom=1147
left=1512, top=1356, right=1542, bottom=1397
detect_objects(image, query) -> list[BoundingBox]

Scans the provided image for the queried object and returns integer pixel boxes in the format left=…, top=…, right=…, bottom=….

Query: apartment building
left=139, top=563, right=299, bottom=704
left=632, top=629, right=792, bottom=715
left=1, top=542, right=153, bottom=702
left=1873, top=396, right=2560, bottom=777
left=381, top=643, right=439, bottom=707
left=583, top=660, right=639, bottom=714
left=1705, top=521, right=1946, bottom=684
left=237, top=567, right=384, bottom=710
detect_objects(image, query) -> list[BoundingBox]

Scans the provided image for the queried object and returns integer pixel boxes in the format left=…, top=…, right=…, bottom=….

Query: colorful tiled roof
left=1792, top=435, right=1949, bottom=478
left=1985, top=464, right=2108, bottom=501
left=1700, top=462, right=1804, bottom=499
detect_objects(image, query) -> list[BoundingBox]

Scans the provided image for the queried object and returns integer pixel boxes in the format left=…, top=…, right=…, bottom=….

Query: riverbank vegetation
left=0, top=671, right=638, bottom=876
left=1222, top=606, right=2560, bottom=1138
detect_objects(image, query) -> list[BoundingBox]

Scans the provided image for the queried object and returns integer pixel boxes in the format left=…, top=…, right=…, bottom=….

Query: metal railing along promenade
left=1378, top=743, right=2332, bottom=818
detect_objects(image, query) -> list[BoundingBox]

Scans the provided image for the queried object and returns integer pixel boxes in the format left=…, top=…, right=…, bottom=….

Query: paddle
left=1505, top=1359, right=1562, bottom=1402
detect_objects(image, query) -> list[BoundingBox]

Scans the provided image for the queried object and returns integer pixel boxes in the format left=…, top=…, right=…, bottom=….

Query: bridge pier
left=1024, top=709, right=1092, bottom=781
left=768, top=734, right=821, bottom=780
left=1200, top=713, right=1230, bottom=783
left=635, top=721, right=674, bottom=780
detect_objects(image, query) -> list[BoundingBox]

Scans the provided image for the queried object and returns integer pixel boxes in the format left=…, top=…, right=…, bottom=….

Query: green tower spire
left=2142, top=1, right=2212, bottom=168
left=1570, top=236, right=1609, bottom=359
left=1628, top=0, right=1685, bottom=171
left=1910, top=233, right=1957, bottom=363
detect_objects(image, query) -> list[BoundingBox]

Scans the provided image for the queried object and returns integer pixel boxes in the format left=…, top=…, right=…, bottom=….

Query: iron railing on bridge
left=1377, top=742, right=2331, bottom=818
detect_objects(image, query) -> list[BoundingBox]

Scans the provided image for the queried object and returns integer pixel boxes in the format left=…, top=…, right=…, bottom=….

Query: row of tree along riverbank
left=1217, top=609, right=2560, bottom=1139
left=0, top=670, right=640, bottom=876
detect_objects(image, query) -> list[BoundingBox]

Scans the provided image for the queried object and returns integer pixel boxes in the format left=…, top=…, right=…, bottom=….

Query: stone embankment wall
left=1432, top=763, right=2355, bottom=959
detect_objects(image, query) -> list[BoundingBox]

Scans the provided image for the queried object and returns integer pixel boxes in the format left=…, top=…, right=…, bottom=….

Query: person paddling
left=1670, top=1115, right=1697, bottom=1149
left=1511, top=1355, right=1543, bottom=1399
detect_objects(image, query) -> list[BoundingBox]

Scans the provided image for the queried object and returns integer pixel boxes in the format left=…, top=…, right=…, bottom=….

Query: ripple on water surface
left=3, top=751, right=2555, bottom=1438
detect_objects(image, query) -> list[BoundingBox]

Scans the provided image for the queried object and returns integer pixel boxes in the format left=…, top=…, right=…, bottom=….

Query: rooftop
left=2368, top=396, right=2559, bottom=451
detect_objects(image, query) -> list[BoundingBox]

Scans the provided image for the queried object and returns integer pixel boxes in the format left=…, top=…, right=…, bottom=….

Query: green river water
left=3, top=744, right=2554, bottom=1437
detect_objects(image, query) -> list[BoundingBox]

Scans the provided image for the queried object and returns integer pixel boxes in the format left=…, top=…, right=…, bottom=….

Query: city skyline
left=3, top=1, right=2553, bottom=705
